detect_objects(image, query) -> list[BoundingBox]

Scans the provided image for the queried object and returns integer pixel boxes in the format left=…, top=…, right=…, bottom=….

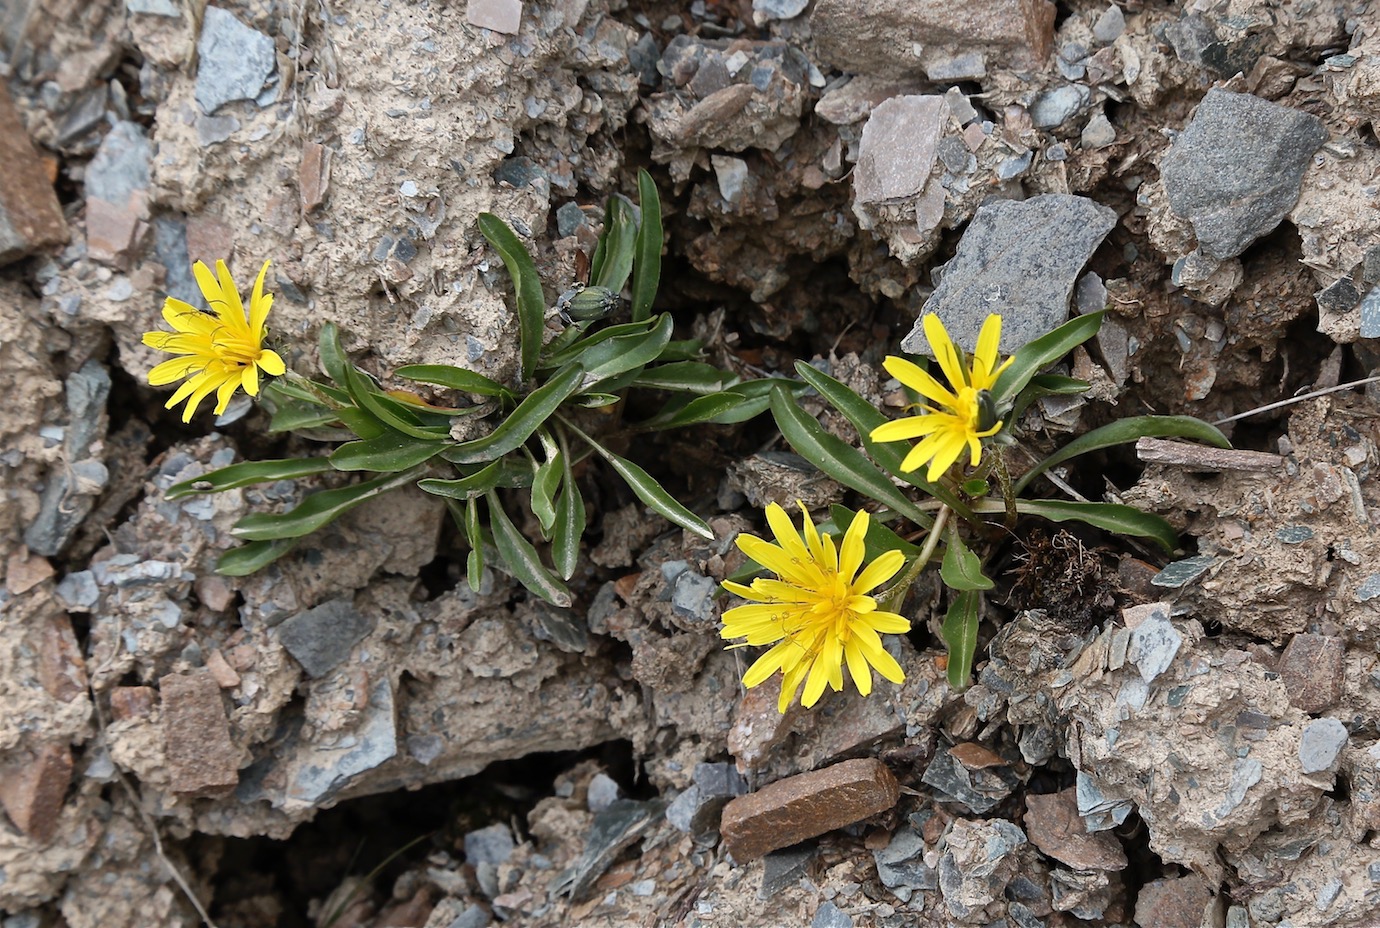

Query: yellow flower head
left=143, top=259, right=287, bottom=422
left=870, top=313, right=1014, bottom=482
left=721, top=503, right=911, bottom=713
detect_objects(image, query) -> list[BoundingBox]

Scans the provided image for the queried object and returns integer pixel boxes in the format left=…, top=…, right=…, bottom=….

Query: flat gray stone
left=286, top=676, right=397, bottom=804
left=464, top=823, right=516, bottom=865
left=754, top=0, right=810, bottom=19
left=1299, top=719, right=1348, bottom=773
left=277, top=598, right=375, bottom=678
left=873, top=825, right=938, bottom=890
left=195, top=6, right=277, bottom=115
left=86, top=121, right=151, bottom=204
left=1151, top=554, right=1216, bottom=588
left=758, top=844, right=816, bottom=899
left=902, top=194, right=1116, bottom=353
left=1127, top=610, right=1182, bottom=683
left=854, top=95, right=947, bottom=204
left=1160, top=89, right=1326, bottom=262
left=1092, top=5, right=1125, bottom=43
left=812, top=902, right=853, bottom=928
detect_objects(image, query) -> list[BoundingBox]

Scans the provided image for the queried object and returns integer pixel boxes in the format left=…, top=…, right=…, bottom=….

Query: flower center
left=213, top=332, right=264, bottom=367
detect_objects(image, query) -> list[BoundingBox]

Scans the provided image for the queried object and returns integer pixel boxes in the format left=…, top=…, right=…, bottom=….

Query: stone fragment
left=0, top=743, right=72, bottom=844
left=277, top=598, right=375, bottom=678
left=873, top=825, right=938, bottom=891
left=1031, top=84, right=1091, bottom=128
left=1082, top=112, right=1116, bottom=149
left=195, top=7, right=277, bottom=115
left=5, top=549, right=54, bottom=595
left=1277, top=633, right=1344, bottom=713
left=921, top=744, right=1019, bottom=813
left=668, top=762, right=748, bottom=837
left=204, top=649, right=241, bottom=689
left=1023, top=788, right=1128, bottom=871
left=24, top=361, right=112, bottom=557
left=0, top=83, right=68, bottom=264
left=467, top=0, right=522, bottom=35
left=1150, top=555, right=1215, bottom=588
left=811, top=0, right=1054, bottom=79
left=815, top=76, right=927, bottom=125
left=754, top=0, right=809, bottom=20
left=464, top=823, right=515, bottom=865
left=901, top=195, right=1116, bottom=354
left=286, top=676, right=397, bottom=804
left=1298, top=719, right=1348, bottom=774
left=86, top=121, right=151, bottom=205
left=110, top=686, right=156, bottom=721
left=300, top=140, right=331, bottom=211
left=720, top=758, right=900, bottom=862
left=1127, top=608, right=1182, bottom=683
left=1092, top=5, right=1125, bottom=43
left=853, top=95, right=947, bottom=204
left=1134, top=873, right=1218, bottom=928
left=161, top=668, right=239, bottom=796
left=37, top=612, right=87, bottom=703
left=937, top=818, right=1027, bottom=919
left=759, top=845, right=816, bottom=899
left=812, top=901, right=853, bottom=928
left=587, top=773, right=622, bottom=812
left=1160, top=89, right=1325, bottom=263
left=558, top=799, right=666, bottom=900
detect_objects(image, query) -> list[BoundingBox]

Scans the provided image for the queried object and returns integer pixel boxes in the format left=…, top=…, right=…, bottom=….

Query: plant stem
left=878, top=503, right=950, bottom=613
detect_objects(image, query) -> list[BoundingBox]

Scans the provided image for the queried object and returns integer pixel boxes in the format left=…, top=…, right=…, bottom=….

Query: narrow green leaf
left=940, top=531, right=994, bottom=591
left=991, top=311, right=1104, bottom=406
left=580, top=313, right=674, bottom=382
left=1014, top=415, right=1231, bottom=495
left=329, top=432, right=450, bottom=472
left=464, top=497, right=485, bottom=592
left=447, top=363, right=585, bottom=464
left=631, top=361, right=735, bottom=394
left=230, top=471, right=418, bottom=541
left=478, top=212, right=546, bottom=381
left=631, top=169, right=662, bottom=323
left=167, top=458, right=336, bottom=500
left=590, top=195, right=637, bottom=292
left=942, top=590, right=981, bottom=691
left=531, top=437, right=562, bottom=534
left=485, top=490, right=572, bottom=606
left=268, top=401, right=345, bottom=433
left=638, top=393, right=746, bottom=430
left=1014, top=499, right=1180, bottom=552
left=217, top=538, right=300, bottom=576
left=341, top=365, right=452, bottom=441
left=539, top=319, right=657, bottom=371
left=395, top=364, right=513, bottom=399
left=655, top=339, right=705, bottom=363
left=769, top=385, right=933, bottom=527
left=418, top=460, right=506, bottom=499
left=794, top=362, right=971, bottom=518
left=265, top=377, right=349, bottom=408
left=335, top=406, right=389, bottom=440
left=318, top=322, right=353, bottom=387
left=829, top=504, right=922, bottom=559
left=1008, top=373, right=1092, bottom=423
left=574, top=429, right=713, bottom=539
left=574, top=393, right=621, bottom=409
left=552, top=435, right=584, bottom=580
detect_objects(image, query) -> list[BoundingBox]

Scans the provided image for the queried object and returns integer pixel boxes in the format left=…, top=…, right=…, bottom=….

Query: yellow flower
left=143, top=260, right=287, bottom=422
left=870, top=313, right=1013, bottom=482
left=721, top=503, right=910, bottom=713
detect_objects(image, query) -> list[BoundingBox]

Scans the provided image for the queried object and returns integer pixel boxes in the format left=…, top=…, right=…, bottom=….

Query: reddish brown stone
left=185, top=214, right=235, bottom=266
left=5, top=548, right=54, bottom=594
left=1024, top=787, right=1128, bottom=871
left=110, top=686, right=156, bottom=721
left=204, top=649, right=242, bottom=689
left=0, top=83, right=69, bottom=264
left=950, top=742, right=1006, bottom=770
left=299, top=140, right=330, bottom=212
left=160, top=668, right=239, bottom=796
left=85, top=191, right=148, bottom=268
left=720, top=758, right=900, bottom=862
left=0, top=743, right=73, bottom=844
left=1278, top=633, right=1345, bottom=713
left=1135, top=873, right=1219, bottom=928
left=38, top=611, right=88, bottom=703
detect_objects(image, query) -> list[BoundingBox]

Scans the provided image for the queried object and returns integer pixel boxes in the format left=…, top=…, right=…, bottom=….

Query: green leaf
left=329, top=432, right=451, bottom=472
left=991, top=311, right=1104, bottom=406
left=638, top=392, right=747, bottom=430
left=589, top=195, right=637, bottom=293
left=265, top=377, right=350, bottom=408
left=573, top=393, right=621, bottom=409
left=478, top=212, right=546, bottom=382
left=631, top=361, right=736, bottom=394
left=395, top=364, right=513, bottom=399
left=829, top=504, right=921, bottom=559
left=447, top=363, right=585, bottom=464
left=539, top=318, right=657, bottom=371
left=631, top=169, right=663, bottom=323
left=418, top=460, right=508, bottom=499
left=318, top=322, right=353, bottom=387
left=485, top=490, right=572, bottom=607
left=464, top=497, right=485, bottom=592
left=335, top=406, right=388, bottom=440
left=166, top=457, right=336, bottom=500
left=530, top=433, right=562, bottom=534
left=794, top=362, right=971, bottom=518
left=939, top=531, right=994, bottom=591
left=573, top=429, right=713, bottom=539
left=578, top=313, right=674, bottom=382
left=216, top=538, right=300, bottom=576
left=942, top=590, right=981, bottom=691
left=552, top=435, right=584, bottom=579
left=770, top=385, right=934, bottom=528
left=341, top=365, right=452, bottom=441
left=654, top=339, right=704, bottom=363
left=268, top=401, right=345, bottom=433
left=1013, top=499, right=1180, bottom=552
left=1013, top=415, right=1231, bottom=495
left=700, top=393, right=772, bottom=425
left=1007, top=373, right=1092, bottom=423
left=230, top=471, right=419, bottom=541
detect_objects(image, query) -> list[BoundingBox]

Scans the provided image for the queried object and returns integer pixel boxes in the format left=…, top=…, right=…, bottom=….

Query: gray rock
left=873, top=825, right=938, bottom=890
left=812, top=902, right=853, bottom=928
left=1151, top=555, right=1215, bottom=588
left=196, top=113, right=240, bottom=146
left=55, top=570, right=100, bottom=610
left=587, top=773, right=622, bottom=812
left=1081, top=112, right=1116, bottom=149
left=1360, top=286, right=1380, bottom=339
left=921, top=745, right=1019, bottom=814
left=667, top=763, right=745, bottom=837
left=1075, top=770, right=1133, bottom=832
left=754, top=0, right=809, bottom=20
left=1031, top=84, right=1090, bottom=128
left=555, top=202, right=589, bottom=238
left=195, top=6, right=277, bottom=115
left=151, top=216, right=202, bottom=307
left=695, top=761, right=747, bottom=799
left=712, top=155, right=749, bottom=204
left=464, top=823, right=516, bottom=865
left=276, top=598, right=375, bottom=678
left=1160, top=89, right=1326, bottom=262
left=758, top=844, right=816, bottom=899
left=126, top=0, right=179, bottom=14
left=671, top=570, right=719, bottom=627
left=86, top=121, right=151, bottom=204
left=286, top=676, right=398, bottom=804
left=902, top=195, right=1116, bottom=354
left=1298, top=719, right=1348, bottom=774
left=1092, top=5, right=1125, bottom=43
left=1127, top=609, right=1182, bottom=683
left=446, top=906, right=491, bottom=928
left=25, top=361, right=111, bottom=557
left=556, top=799, right=666, bottom=900
left=853, top=95, right=947, bottom=204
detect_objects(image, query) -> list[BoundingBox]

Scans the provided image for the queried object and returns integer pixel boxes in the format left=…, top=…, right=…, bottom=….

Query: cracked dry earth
left=6, top=0, right=1380, bottom=926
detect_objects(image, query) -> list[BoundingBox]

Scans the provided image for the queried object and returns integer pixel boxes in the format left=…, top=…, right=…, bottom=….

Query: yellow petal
left=241, top=361, right=260, bottom=397
left=778, top=661, right=809, bottom=713
left=737, top=536, right=817, bottom=588
left=798, top=503, right=827, bottom=567
left=213, top=376, right=239, bottom=415
left=162, top=298, right=218, bottom=335
left=863, top=611, right=911, bottom=635
left=867, top=645, right=906, bottom=685
left=214, top=259, right=248, bottom=332
left=871, top=414, right=946, bottom=443
left=193, top=261, right=224, bottom=312
left=838, top=509, right=868, bottom=582
left=925, top=431, right=969, bottom=482
left=844, top=640, right=873, bottom=696
left=148, top=356, right=206, bottom=386
left=257, top=348, right=286, bottom=377
left=765, top=502, right=812, bottom=565
left=853, top=549, right=905, bottom=594
left=743, top=640, right=794, bottom=688
left=923, top=314, right=967, bottom=391
left=882, top=355, right=958, bottom=409
left=801, top=652, right=830, bottom=707
left=248, top=260, right=273, bottom=335
left=972, top=314, right=1003, bottom=389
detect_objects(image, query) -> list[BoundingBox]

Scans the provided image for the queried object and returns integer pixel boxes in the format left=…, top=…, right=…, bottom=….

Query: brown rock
left=1134, top=873, right=1219, bottom=928
left=1023, top=787, right=1128, bottom=871
left=720, top=758, right=900, bottom=862
left=950, top=742, right=1007, bottom=770
left=0, top=743, right=73, bottom=844
left=185, top=214, right=235, bottom=266
left=1278, top=633, right=1345, bottom=713
left=160, top=668, right=240, bottom=796
left=299, top=140, right=331, bottom=211
left=728, top=677, right=799, bottom=772
left=38, top=611, right=88, bottom=703
left=0, top=83, right=69, bottom=264
left=86, top=191, right=149, bottom=269
left=5, top=548, right=54, bottom=594
left=205, top=649, right=242, bottom=689
left=110, top=686, right=156, bottom=721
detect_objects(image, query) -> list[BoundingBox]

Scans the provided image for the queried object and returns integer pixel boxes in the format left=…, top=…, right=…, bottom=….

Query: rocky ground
left=3, top=0, right=1380, bottom=925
